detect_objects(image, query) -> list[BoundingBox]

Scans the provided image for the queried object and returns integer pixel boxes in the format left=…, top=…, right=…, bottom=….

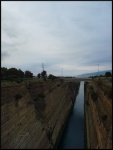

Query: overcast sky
left=1, top=1, right=112, bottom=76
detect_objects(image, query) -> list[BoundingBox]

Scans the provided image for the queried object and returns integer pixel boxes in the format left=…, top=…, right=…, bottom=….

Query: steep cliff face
left=1, top=79, right=80, bottom=149
left=84, top=79, right=112, bottom=149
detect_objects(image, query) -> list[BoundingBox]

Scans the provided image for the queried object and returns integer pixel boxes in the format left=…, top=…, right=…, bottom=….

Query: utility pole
left=97, top=64, right=99, bottom=78
left=42, top=63, right=44, bottom=72
left=61, top=68, right=63, bottom=78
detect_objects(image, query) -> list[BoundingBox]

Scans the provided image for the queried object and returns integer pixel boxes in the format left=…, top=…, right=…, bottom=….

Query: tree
left=18, top=69, right=24, bottom=78
left=41, top=70, right=47, bottom=78
left=105, top=72, right=111, bottom=77
left=37, top=73, right=41, bottom=78
left=1, top=67, right=8, bottom=80
left=25, top=70, right=33, bottom=78
left=7, top=68, right=18, bottom=77
left=48, top=74, right=56, bottom=80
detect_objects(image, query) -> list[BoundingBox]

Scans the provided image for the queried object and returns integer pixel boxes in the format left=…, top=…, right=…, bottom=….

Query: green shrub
left=104, top=91, right=107, bottom=95
left=14, top=94, right=22, bottom=100
left=57, top=84, right=60, bottom=87
left=97, top=79, right=103, bottom=86
left=89, top=86, right=93, bottom=93
left=91, top=91, right=98, bottom=101
left=34, top=97, right=38, bottom=101
left=86, top=100, right=90, bottom=106
left=108, top=90, right=112, bottom=99
left=38, top=93, right=45, bottom=98
left=15, top=78, right=23, bottom=83
left=49, top=89, right=52, bottom=93
left=43, top=77, right=47, bottom=81
left=101, top=114, right=108, bottom=122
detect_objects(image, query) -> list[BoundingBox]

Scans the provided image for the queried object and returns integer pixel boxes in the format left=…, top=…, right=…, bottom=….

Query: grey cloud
left=3, top=26, right=18, bottom=38
left=2, top=51, right=10, bottom=58
left=1, top=1, right=112, bottom=76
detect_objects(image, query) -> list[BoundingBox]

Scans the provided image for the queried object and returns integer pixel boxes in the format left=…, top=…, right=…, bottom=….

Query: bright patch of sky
left=1, top=1, right=112, bottom=76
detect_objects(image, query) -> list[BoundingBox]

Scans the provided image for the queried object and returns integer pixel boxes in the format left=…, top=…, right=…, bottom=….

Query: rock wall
left=1, top=79, right=80, bottom=149
left=84, top=80, right=112, bottom=149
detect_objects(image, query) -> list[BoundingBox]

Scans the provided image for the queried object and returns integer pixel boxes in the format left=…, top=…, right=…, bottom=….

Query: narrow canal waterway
left=58, top=81, right=84, bottom=149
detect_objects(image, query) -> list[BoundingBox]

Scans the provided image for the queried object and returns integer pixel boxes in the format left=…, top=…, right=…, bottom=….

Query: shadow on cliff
left=33, top=93, right=46, bottom=123
left=26, top=82, right=46, bottom=123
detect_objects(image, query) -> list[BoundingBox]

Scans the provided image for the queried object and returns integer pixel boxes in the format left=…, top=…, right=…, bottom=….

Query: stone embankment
left=1, top=79, right=80, bottom=149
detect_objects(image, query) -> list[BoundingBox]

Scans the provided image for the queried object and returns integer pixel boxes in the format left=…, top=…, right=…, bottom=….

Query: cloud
left=2, top=51, right=10, bottom=58
left=1, top=1, right=112, bottom=76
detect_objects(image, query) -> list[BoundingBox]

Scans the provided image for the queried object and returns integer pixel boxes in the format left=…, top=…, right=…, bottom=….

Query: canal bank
left=1, top=80, right=80, bottom=149
left=58, top=81, right=84, bottom=149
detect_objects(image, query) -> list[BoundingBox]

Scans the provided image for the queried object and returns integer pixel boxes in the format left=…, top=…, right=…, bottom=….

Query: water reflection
left=58, top=81, right=84, bottom=149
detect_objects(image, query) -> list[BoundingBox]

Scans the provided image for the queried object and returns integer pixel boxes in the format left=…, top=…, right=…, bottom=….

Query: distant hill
left=76, top=70, right=112, bottom=78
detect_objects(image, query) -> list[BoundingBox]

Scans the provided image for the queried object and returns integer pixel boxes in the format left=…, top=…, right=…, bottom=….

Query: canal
left=58, top=81, right=84, bottom=149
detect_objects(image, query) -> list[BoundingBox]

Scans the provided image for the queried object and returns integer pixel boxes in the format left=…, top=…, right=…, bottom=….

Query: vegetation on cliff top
left=1, top=67, right=59, bottom=84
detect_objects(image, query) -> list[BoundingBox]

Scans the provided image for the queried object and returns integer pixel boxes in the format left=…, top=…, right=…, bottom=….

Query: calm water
left=58, top=81, right=84, bottom=149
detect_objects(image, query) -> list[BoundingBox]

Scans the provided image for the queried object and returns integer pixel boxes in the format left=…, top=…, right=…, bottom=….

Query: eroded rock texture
left=1, top=79, right=80, bottom=149
left=84, top=79, right=112, bottom=149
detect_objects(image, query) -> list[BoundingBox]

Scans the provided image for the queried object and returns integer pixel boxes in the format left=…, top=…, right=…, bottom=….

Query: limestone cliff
left=1, top=79, right=80, bottom=149
left=84, top=79, right=112, bottom=149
